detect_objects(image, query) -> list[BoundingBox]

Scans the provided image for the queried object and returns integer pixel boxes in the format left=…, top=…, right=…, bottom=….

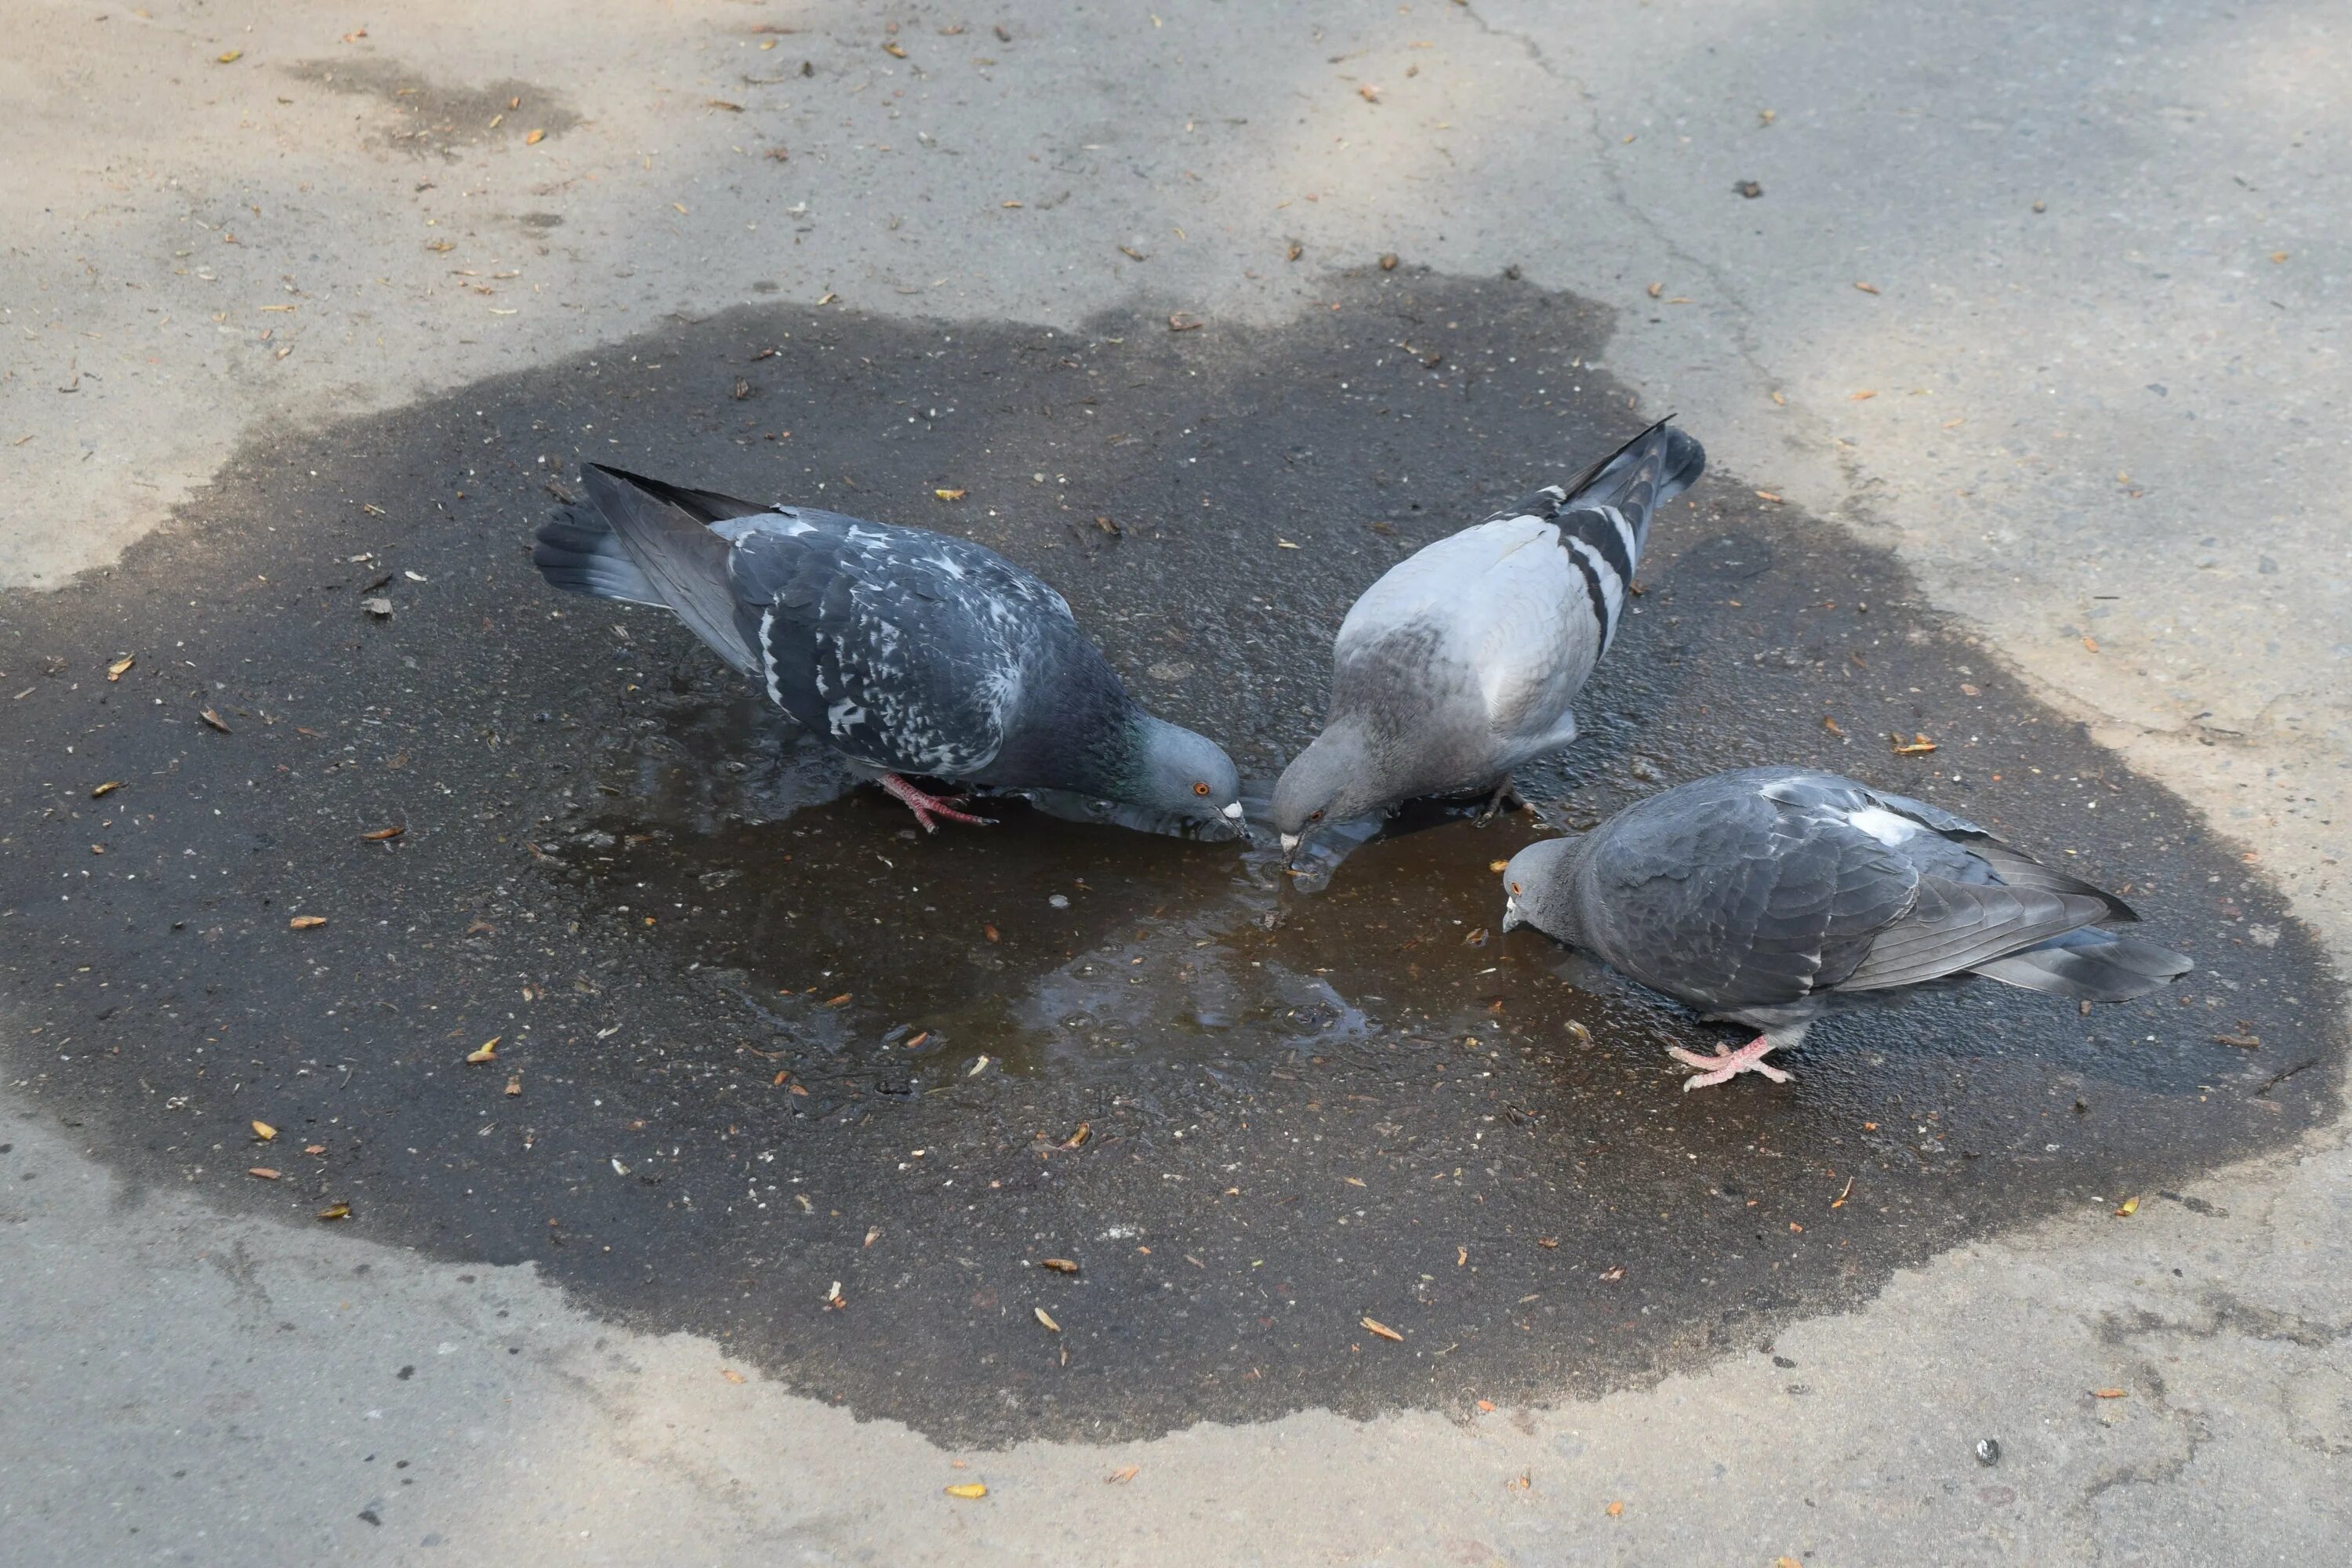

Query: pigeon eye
left=1307, top=809, right=1324, bottom=822
left=1510, top=882, right=1522, bottom=895
left=1193, top=781, right=1211, bottom=797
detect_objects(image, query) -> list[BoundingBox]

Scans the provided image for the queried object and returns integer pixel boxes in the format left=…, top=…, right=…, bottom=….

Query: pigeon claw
left=1668, top=1035, right=1791, bottom=1091
left=877, top=772, right=993, bottom=833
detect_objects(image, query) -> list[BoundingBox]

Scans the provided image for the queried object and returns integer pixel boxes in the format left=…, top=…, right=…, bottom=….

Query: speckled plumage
left=533, top=464, right=1243, bottom=838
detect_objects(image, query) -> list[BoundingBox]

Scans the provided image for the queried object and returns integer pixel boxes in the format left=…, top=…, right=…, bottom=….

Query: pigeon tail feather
left=1968, top=926, right=2192, bottom=1001
left=533, top=505, right=663, bottom=606
left=579, top=463, right=763, bottom=678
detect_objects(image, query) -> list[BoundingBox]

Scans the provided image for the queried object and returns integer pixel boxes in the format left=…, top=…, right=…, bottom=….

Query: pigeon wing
left=728, top=522, right=1070, bottom=778
left=1588, top=786, right=1917, bottom=1013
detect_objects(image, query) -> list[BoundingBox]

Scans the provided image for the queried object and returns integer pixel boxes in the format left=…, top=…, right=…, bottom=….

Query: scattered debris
left=1361, top=1316, right=1403, bottom=1342
left=944, top=1482, right=987, bottom=1500
left=288, top=915, right=327, bottom=931
left=1034, top=1307, right=1061, bottom=1332
left=200, top=709, right=233, bottom=734
left=466, top=1037, right=499, bottom=1064
left=1889, top=732, right=1937, bottom=756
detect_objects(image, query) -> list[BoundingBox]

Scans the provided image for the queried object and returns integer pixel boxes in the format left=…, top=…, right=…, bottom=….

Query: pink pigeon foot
left=877, top=772, right=991, bottom=833
left=1668, top=1033, right=1791, bottom=1091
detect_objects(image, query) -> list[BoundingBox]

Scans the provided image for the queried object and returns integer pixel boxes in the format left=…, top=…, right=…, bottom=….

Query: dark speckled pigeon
left=532, top=464, right=1243, bottom=840
left=1271, top=418, right=1704, bottom=868
left=1500, top=767, right=2191, bottom=1089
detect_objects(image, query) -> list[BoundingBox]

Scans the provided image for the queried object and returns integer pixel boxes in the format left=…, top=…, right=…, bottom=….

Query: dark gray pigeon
left=533, top=464, right=1244, bottom=839
left=1500, top=767, right=2192, bottom=1088
left=1271, top=419, right=1703, bottom=866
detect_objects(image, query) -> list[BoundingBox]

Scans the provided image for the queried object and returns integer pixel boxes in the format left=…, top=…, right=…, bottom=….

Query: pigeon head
left=1118, top=714, right=1247, bottom=840
left=1269, top=724, right=1385, bottom=861
left=1500, top=835, right=1585, bottom=940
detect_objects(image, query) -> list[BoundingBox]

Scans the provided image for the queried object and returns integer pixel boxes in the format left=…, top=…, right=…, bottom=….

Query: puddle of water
left=0, top=268, right=2333, bottom=1447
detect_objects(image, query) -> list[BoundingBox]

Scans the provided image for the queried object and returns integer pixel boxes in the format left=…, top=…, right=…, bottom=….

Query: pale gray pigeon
left=534, top=464, right=1244, bottom=839
left=1500, top=767, right=2192, bottom=1089
left=1271, top=419, right=1703, bottom=866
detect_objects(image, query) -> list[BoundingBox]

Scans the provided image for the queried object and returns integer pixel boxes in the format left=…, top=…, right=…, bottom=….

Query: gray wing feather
left=1835, top=881, right=2111, bottom=993
left=580, top=465, right=762, bottom=677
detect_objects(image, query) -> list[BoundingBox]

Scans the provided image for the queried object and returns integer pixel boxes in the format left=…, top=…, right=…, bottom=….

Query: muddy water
left=0, top=270, right=2333, bottom=1445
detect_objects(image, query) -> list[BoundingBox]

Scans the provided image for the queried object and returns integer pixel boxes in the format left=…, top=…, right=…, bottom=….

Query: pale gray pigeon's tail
left=533, top=504, right=662, bottom=605
left=1552, top=416, right=1705, bottom=564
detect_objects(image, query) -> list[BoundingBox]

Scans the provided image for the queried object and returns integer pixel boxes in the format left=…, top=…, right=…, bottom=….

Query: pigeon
left=1499, top=767, right=2192, bottom=1089
left=1271, top=418, right=1703, bottom=865
left=532, top=464, right=1245, bottom=839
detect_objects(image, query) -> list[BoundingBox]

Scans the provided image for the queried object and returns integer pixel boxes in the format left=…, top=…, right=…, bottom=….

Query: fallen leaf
left=248, top=1167, right=281, bottom=1180
left=1062, top=1121, right=1091, bottom=1149
left=200, top=708, right=232, bottom=734
left=1850, top=389, right=1878, bottom=400
left=1035, top=1307, right=1062, bottom=1332
left=720, top=1368, right=746, bottom=1384
left=316, top=1202, right=350, bottom=1221
left=92, top=780, right=123, bottom=798
left=2092, top=1388, right=2129, bottom=1399
left=1890, top=732, right=1937, bottom=756
left=1041, top=1258, right=1080, bottom=1273
left=1457, top=1247, right=1469, bottom=1266
left=826, top=993, right=852, bottom=1007
left=1379, top=252, right=1399, bottom=270
left=2270, top=251, right=2289, bottom=263
left=216, top=49, right=242, bottom=64
left=983, top=924, right=1000, bottom=942
left=1646, top=281, right=1663, bottom=299
left=2213, top=1033, right=2260, bottom=1049
left=1960, top=682, right=1980, bottom=696
left=934, top=488, right=967, bottom=501
left=1106, top=1465, right=1139, bottom=1484
left=1168, top=312, right=1203, bottom=332
left=359, top=825, right=405, bottom=841
left=1002, top=199, right=1023, bottom=209
left=2113, top=1196, right=2140, bottom=1217
left=1344, top=1176, right=1367, bottom=1188
left=252, top=1120, right=278, bottom=1141
left=505, top=1074, right=523, bottom=1097
left=1536, top=1236, right=1559, bottom=1249
left=1754, top=489, right=1783, bottom=503
left=1488, top=858, right=1508, bottom=873
left=1606, top=1501, right=1624, bottom=1518
left=884, top=40, right=907, bottom=57
left=905, top=1031, right=931, bottom=1049
left=2083, top=635, right=2100, bottom=653
left=107, top=655, right=134, bottom=681
left=1359, top=83, right=1381, bottom=102
left=824, top=1280, right=846, bottom=1308
left=1119, top=245, right=1145, bottom=261
left=944, top=1483, right=988, bottom=1500
left=707, top=99, right=744, bottom=112
left=1286, top=241, right=1303, bottom=261
left=288, top=915, right=327, bottom=930
left=1361, top=1316, right=1404, bottom=1342
left=304, top=1143, right=326, bottom=1156
left=1476, top=1399, right=1495, bottom=1413
left=524, top=129, right=546, bottom=145
left=1823, top=717, right=1845, bottom=735
left=865, top=1226, right=882, bottom=1247
left=466, top=1037, right=499, bottom=1064
left=1599, top=1265, right=1626, bottom=1281
left=1564, top=1020, right=1593, bottom=1047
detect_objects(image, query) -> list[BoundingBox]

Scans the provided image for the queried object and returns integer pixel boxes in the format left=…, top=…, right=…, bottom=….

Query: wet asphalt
left=0, top=270, right=2333, bottom=1446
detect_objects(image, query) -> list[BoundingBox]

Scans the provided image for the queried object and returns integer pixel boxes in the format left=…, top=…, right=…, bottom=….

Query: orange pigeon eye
left=1511, top=882, right=1522, bottom=894
left=1193, top=781, right=1210, bottom=796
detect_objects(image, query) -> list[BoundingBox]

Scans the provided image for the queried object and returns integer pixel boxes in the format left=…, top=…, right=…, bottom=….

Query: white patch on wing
left=827, top=699, right=869, bottom=735
left=758, top=608, right=785, bottom=706
left=1844, top=804, right=1921, bottom=846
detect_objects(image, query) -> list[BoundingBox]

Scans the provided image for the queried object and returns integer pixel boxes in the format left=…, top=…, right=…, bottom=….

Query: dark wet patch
left=282, top=59, right=580, bottom=158
left=0, top=271, right=2336, bottom=1447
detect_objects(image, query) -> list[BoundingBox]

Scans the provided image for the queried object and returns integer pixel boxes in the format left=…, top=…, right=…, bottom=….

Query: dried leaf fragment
left=1646, top=281, right=1664, bottom=299
left=289, top=914, right=328, bottom=930
left=2213, top=1033, right=2260, bottom=1049
left=359, top=825, right=405, bottom=841
left=934, top=488, right=967, bottom=501
left=1889, top=732, right=1937, bottom=756
left=466, top=1037, right=499, bottom=1064
left=721, top=1368, right=746, bottom=1384
left=1286, top=241, right=1303, bottom=262
left=505, top=1074, right=523, bottom=1097
left=2092, top=1388, right=2129, bottom=1399
left=1606, top=1501, right=1625, bottom=1518
left=216, top=49, right=242, bottom=64
left=1361, top=1316, right=1404, bottom=1342
left=524, top=129, right=546, bottom=145
left=249, top=1167, right=281, bottom=1180
left=107, top=656, right=135, bottom=681
left=1167, top=312, right=1203, bottom=332
left=883, top=41, right=907, bottom=57
left=1118, top=245, right=1145, bottom=262
left=92, top=780, right=123, bottom=798
left=1040, top=1258, right=1080, bottom=1273
left=1062, top=1121, right=1091, bottom=1149
left=944, top=1482, right=988, bottom=1500
left=1849, top=389, right=1878, bottom=401
left=1823, top=716, right=1845, bottom=735
left=200, top=708, right=233, bottom=734
left=1107, top=1465, right=1139, bottom=1484
left=2113, top=1195, right=2140, bottom=1217
left=316, top=1202, right=351, bottom=1221
left=1378, top=252, right=1399, bottom=270
left=1854, top=281, right=1880, bottom=294
left=1754, top=489, right=1784, bottom=503
left=1034, top=1307, right=1062, bottom=1332
left=252, top=1120, right=278, bottom=1141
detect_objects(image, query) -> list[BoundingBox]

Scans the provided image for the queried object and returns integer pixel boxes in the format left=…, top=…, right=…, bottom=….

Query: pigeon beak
left=1501, top=896, right=1522, bottom=933
left=1219, top=800, right=1247, bottom=840
left=1278, top=831, right=1301, bottom=866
